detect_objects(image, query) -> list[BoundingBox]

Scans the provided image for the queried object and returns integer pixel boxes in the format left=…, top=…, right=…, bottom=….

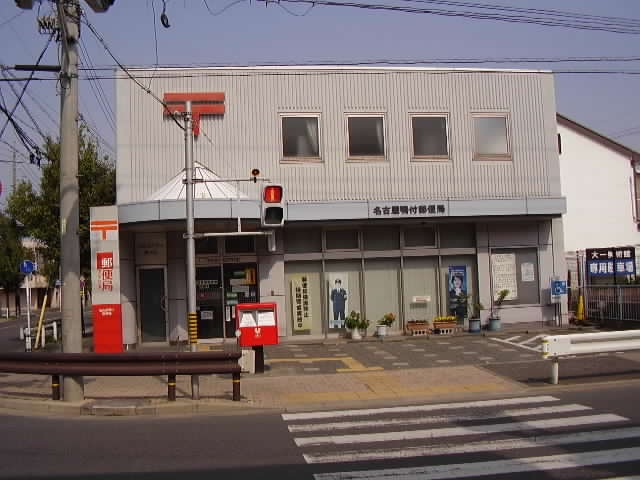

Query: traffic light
left=261, top=184, right=285, bottom=228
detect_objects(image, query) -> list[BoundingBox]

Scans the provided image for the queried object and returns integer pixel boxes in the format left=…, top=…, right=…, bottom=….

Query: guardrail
left=19, top=320, right=59, bottom=348
left=0, top=351, right=242, bottom=401
left=541, top=331, right=640, bottom=384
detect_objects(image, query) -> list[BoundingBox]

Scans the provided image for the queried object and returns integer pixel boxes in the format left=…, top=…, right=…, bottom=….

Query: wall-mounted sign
left=291, top=274, right=312, bottom=334
left=371, top=202, right=447, bottom=218
left=491, top=253, right=518, bottom=301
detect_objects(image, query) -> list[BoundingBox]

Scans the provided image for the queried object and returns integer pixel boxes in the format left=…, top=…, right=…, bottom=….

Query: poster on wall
left=290, top=275, right=312, bottom=334
left=448, top=266, right=467, bottom=318
left=521, top=262, right=536, bottom=282
left=327, top=273, right=349, bottom=329
left=491, top=253, right=518, bottom=301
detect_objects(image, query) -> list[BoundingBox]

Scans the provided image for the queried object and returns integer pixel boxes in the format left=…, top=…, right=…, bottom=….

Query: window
left=325, top=229, right=359, bottom=250
left=282, top=116, right=320, bottom=160
left=284, top=228, right=322, bottom=254
left=347, top=116, right=385, bottom=159
left=363, top=227, right=400, bottom=250
left=403, top=226, right=436, bottom=247
left=224, top=236, right=255, bottom=254
left=490, top=248, right=540, bottom=305
left=473, top=114, right=510, bottom=159
left=412, top=115, right=448, bottom=159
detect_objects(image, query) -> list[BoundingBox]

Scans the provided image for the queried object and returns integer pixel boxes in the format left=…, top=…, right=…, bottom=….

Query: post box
left=235, top=302, right=279, bottom=347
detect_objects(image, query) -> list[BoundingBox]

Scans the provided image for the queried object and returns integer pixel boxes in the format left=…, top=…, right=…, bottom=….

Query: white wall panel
left=116, top=67, right=559, bottom=206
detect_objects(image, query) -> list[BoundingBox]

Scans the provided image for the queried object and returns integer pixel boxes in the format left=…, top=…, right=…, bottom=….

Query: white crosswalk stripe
left=282, top=394, right=640, bottom=479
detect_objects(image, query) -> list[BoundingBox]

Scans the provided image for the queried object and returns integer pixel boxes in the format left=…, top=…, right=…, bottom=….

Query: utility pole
left=57, top=0, right=83, bottom=401
left=12, top=148, right=16, bottom=194
left=184, top=101, right=199, bottom=400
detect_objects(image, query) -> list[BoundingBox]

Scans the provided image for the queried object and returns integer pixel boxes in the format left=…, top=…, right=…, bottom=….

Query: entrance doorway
left=138, top=267, right=168, bottom=342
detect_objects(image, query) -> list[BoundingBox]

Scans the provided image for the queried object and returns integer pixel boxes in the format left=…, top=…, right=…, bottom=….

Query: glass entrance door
left=196, top=266, right=223, bottom=339
left=138, top=267, right=167, bottom=342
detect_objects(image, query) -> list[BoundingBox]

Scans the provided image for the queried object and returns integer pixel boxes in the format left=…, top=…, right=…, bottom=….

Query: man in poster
left=330, top=278, right=347, bottom=328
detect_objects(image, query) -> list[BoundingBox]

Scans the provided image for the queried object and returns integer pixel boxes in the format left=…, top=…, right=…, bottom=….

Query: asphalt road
left=1, top=383, right=640, bottom=479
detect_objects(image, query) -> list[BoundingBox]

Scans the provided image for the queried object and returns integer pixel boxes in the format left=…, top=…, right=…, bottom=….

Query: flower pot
left=488, top=316, right=501, bottom=331
left=468, top=318, right=481, bottom=333
left=376, top=324, right=388, bottom=337
left=350, top=328, right=362, bottom=340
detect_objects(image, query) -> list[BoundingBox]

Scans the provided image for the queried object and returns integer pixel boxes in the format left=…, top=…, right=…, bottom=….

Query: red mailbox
left=236, top=302, right=279, bottom=347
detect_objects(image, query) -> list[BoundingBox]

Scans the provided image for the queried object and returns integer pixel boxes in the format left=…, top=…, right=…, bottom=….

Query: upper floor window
left=347, top=115, right=385, bottom=160
left=282, top=115, right=320, bottom=161
left=473, top=114, right=510, bottom=160
left=412, top=115, right=449, bottom=160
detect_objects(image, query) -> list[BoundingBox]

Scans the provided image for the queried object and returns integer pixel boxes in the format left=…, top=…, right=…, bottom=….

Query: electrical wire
left=0, top=10, right=25, bottom=29
left=0, top=71, right=48, bottom=141
left=258, top=0, right=640, bottom=34
left=78, top=40, right=116, bottom=133
left=80, top=13, right=185, bottom=131
left=0, top=33, right=54, bottom=142
left=277, top=2, right=316, bottom=17
left=202, top=0, right=248, bottom=16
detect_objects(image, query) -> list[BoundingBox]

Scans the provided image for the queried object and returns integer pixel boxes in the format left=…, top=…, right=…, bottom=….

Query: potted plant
left=345, top=310, right=363, bottom=340
left=358, top=316, right=370, bottom=338
left=467, top=296, right=484, bottom=333
left=488, top=289, right=509, bottom=331
left=376, top=312, right=396, bottom=337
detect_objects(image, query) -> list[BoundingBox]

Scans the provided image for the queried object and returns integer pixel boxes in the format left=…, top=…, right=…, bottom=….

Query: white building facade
left=109, top=66, right=567, bottom=345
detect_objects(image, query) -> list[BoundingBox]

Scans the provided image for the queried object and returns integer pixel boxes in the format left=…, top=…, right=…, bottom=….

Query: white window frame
left=280, top=113, right=322, bottom=163
left=345, top=113, right=387, bottom=162
left=410, top=113, right=450, bottom=161
left=472, top=113, right=512, bottom=161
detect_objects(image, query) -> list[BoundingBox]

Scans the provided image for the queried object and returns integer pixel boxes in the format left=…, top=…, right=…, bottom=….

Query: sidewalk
left=0, top=321, right=602, bottom=417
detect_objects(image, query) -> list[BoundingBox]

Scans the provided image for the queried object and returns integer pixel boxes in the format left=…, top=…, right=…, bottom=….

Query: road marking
left=304, top=426, right=640, bottom=464
left=519, top=334, right=546, bottom=346
left=267, top=356, right=383, bottom=372
left=288, top=404, right=592, bottom=433
left=505, top=335, right=521, bottom=342
left=313, top=447, right=640, bottom=479
left=294, top=414, right=626, bottom=446
left=282, top=395, right=559, bottom=421
left=490, top=336, right=542, bottom=352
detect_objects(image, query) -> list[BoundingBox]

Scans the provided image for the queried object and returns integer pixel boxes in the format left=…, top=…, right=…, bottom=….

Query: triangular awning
left=147, top=162, right=248, bottom=200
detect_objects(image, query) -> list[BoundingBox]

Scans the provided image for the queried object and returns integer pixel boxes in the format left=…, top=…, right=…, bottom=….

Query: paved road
left=283, top=383, right=640, bottom=479
left=1, top=383, right=640, bottom=479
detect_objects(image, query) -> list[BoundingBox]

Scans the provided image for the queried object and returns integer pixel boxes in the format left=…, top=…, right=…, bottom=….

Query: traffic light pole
left=58, top=0, right=84, bottom=401
left=184, top=101, right=200, bottom=400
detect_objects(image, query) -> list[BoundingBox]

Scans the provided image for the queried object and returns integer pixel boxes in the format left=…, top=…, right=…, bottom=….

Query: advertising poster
left=491, top=253, right=518, bottom=301
left=290, top=274, right=312, bottom=334
left=327, top=273, right=348, bottom=329
left=448, top=266, right=467, bottom=319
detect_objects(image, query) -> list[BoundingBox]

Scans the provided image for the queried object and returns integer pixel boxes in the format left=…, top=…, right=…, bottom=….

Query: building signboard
left=586, top=246, right=636, bottom=280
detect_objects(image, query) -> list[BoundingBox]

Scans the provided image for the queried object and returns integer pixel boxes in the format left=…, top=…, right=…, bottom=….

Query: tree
left=0, top=212, right=25, bottom=316
left=7, top=129, right=116, bottom=287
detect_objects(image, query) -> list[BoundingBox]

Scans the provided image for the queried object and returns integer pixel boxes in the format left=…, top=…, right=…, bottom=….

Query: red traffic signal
left=261, top=184, right=284, bottom=228
left=263, top=185, right=283, bottom=203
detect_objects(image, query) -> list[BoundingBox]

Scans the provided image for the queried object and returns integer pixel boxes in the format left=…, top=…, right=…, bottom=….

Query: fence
left=579, top=285, right=640, bottom=325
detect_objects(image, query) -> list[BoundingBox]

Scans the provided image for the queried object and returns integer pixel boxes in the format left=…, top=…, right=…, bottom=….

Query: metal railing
left=541, top=330, right=640, bottom=384
left=579, top=285, right=640, bottom=324
left=0, top=351, right=242, bottom=401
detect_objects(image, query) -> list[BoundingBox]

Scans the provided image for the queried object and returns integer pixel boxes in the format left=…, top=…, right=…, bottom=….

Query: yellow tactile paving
left=266, top=356, right=384, bottom=372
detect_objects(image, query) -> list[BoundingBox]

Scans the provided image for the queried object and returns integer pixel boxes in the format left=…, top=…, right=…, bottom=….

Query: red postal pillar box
left=235, top=302, right=279, bottom=347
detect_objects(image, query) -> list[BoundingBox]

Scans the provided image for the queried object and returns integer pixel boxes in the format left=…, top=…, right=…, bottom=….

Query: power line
left=80, top=13, right=185, bottom=131
left=78, top=40, right=116, bottom=133
left=0, top=33, right=54, bottom=142
left=259, top=0, right=640, bottom=34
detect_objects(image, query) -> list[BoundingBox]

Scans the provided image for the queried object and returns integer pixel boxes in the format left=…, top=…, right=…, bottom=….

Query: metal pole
left=184, top=101, right=200, bottom=400
left=58, top=0, right=83, bottom=401
left=550, top=358, right=559, bottom=385
left=25, top=274, right=31, bottom=352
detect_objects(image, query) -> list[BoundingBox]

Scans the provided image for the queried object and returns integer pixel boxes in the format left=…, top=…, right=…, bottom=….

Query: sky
left=1, top=0, right=639, bottom=208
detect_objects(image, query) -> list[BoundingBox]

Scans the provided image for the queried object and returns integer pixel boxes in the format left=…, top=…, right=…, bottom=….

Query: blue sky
left=1, top=0, right=639, bottom=206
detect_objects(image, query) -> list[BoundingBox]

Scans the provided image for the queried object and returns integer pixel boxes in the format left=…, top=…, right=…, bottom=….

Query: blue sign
left=20, top=260, right=35, bottom=275
left=551, top=280, right=567, bottom=296
left=586, top=247, right=636, bottom=277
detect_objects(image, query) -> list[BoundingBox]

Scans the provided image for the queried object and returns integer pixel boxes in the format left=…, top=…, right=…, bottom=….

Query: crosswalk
left=282, top=395, right=640, bottom=479
left=490, top=334, right=547, bottom=352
